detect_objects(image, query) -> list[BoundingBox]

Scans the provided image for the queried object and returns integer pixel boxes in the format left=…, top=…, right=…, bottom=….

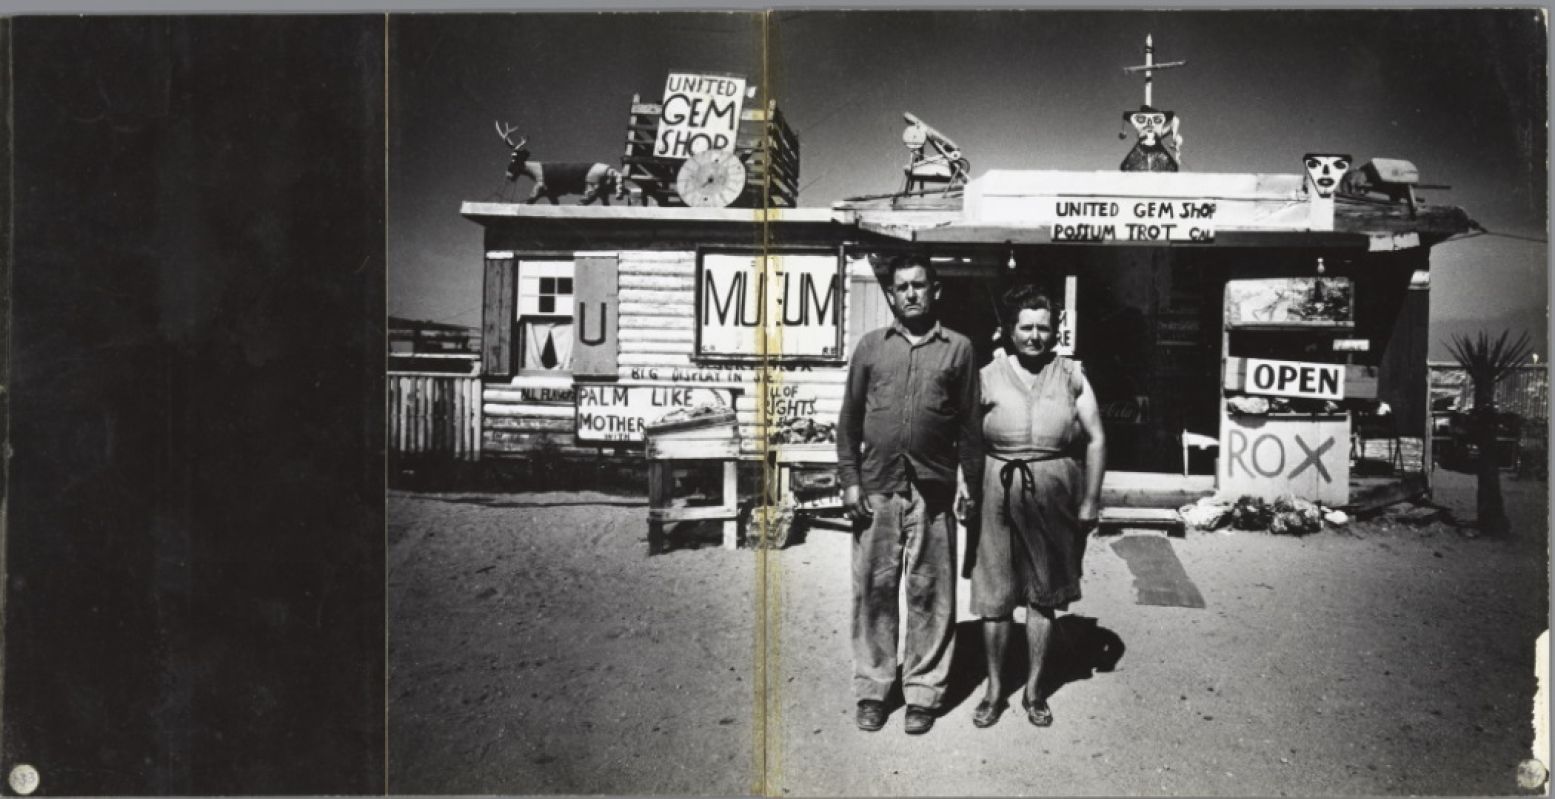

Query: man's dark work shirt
left=837, top=321, right=983, bottom=498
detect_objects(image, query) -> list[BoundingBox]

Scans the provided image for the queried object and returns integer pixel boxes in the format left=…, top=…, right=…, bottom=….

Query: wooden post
left=647, top=461, right=671, bottom=555
left=721, top=460, right=739, bottom=550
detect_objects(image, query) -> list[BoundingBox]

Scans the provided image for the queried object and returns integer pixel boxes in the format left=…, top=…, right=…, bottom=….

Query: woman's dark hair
left=999, top=284, right=1054, bottom=323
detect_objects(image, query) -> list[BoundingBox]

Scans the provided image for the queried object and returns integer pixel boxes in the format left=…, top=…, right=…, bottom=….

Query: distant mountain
left=1429, top=307, right=1549, bottom=362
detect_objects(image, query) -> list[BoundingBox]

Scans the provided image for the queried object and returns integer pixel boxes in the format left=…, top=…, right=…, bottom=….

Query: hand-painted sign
left=655, top=72, right=747, bottom=160
left=1220, top=415, right=1350, bottom=505
left=1244, top=358, right=1345, bottom=400
left=697, top=251, right=843, bottom=360
left=576, top=384, right=733, bottom=442
left=518, top=386, right=576, bottom=405
left=1056, top=274, right=1077, bottom=356
left=1045, top=198, right=1217, bottom=242
left=1224, top=277, right=1353, bottom=326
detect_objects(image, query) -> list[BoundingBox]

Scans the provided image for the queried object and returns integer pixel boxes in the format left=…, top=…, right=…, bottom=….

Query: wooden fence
left=1429, top=362, right=1549, bottom=422
left=389, top=372, right=482, bottom=461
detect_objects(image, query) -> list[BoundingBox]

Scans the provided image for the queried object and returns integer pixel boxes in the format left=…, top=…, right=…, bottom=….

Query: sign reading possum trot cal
left=697, top=251, right=844, bottom=360
left=654, top=72, right=747, bottom=160
left=575, top=385, right=733, bottom=442
left=1047, top=198, right=1218, bottom=242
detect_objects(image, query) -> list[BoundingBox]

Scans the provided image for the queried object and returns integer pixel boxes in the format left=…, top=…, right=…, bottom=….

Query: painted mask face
left=1130, top=111, right=1169, bottom=145
left=1303, top=154, right=1352, bottom=198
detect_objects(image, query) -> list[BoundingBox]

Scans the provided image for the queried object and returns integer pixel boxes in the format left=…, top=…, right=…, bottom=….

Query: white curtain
left=521, top=320, right=575, bottom=371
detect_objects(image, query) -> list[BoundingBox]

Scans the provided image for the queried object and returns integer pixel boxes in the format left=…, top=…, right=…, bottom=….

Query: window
left=517, top=260, right=575, bottom=371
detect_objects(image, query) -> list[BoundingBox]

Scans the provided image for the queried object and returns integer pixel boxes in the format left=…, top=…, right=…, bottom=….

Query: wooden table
left=644, top=413, right=741, bottom=554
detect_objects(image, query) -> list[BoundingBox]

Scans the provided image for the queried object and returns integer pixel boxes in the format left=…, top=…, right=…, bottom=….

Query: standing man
left=837, top=255, right=982, bottom=735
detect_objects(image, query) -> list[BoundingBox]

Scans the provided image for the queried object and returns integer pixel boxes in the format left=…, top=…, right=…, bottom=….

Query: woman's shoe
left=972, top=698, right=1008, bottom=728
left=1022, top=695, right=1053, bottom=727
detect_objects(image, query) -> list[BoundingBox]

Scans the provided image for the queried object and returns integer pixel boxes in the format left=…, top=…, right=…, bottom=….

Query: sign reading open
left=1244, top=357, right=1345, bottom=400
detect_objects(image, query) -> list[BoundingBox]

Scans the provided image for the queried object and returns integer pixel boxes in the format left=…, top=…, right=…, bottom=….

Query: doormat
left=1109, top=535, right=1206, bottom=609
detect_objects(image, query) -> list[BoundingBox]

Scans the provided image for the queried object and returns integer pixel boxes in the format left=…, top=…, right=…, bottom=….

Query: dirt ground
left=388, top=467, right=1549, bottom=796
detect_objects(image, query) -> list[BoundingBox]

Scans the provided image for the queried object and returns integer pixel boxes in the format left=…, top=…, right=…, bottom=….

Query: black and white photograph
left=0, top=4, right=1547, bottom=797
left=385, top=8, right=1550, bottom=796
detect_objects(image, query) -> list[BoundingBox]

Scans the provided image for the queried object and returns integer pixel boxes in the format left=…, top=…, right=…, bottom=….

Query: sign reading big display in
left=654, top=72, right=747, bottom=160
left=697, top=251, right=844, bottom=360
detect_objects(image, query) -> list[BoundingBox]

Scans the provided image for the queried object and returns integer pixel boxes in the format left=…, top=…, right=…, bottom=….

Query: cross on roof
left=1122, top=34, right=1187, bottom=108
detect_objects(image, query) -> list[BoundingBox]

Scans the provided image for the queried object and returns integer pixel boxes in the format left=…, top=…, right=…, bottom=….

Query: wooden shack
left=451, top=159, right=1470, bottom=515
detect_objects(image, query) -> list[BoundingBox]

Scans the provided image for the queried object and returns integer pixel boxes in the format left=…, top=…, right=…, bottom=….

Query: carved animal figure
left=496, top=121, right=627, bottom=206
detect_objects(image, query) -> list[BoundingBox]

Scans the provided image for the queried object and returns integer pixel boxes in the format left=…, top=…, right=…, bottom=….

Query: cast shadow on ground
left=943, top=615, right=1126, bottom=713
left=654, top=518, right=735, bottom=554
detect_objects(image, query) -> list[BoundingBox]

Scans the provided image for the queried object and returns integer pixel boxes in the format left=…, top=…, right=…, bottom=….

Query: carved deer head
left=495, top=120, right=530, bottom=180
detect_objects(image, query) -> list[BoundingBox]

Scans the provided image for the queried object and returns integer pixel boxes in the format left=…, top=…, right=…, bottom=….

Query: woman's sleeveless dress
left=970, top=354, right=1087, bottom=616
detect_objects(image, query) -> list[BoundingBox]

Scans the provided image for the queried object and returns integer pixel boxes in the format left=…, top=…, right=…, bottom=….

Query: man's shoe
left=855, top=700, right=887, bottom=732
left=904, top=705, right=935, bottom=735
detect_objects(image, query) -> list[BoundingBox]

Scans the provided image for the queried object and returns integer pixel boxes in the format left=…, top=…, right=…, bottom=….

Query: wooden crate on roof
left=623, top=93, right=800, bottom=208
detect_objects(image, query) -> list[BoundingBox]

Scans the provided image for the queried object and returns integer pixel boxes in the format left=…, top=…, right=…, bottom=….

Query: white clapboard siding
left=483, top=403, right=574, bottom=419
left=620, top=274, right=690, bottom=290
left=629, top=329, right=697, bottom=342
left=618, top=314, right=695, bottom=331
left=619, top=352, right=698, bottom=367
left=618, top=288, right=688, bottom=306
left=620, top=339, right=696, bottom=355
left=620, top=301, right=696, bottom=318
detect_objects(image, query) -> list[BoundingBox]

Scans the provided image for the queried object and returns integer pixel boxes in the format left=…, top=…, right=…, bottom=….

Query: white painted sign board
left=1056, top=274, right=1077, bottom=356
left=1244, top=358, right=1346, bottom=400
left=576, top=384, right=733, bottom=442
left=1046, top=198, right=1218, bottom=242
left=654, top=72, right=747, bottom=160
left=698, top=252, right=843, bottom=360
left=1220, top=414, right=1350, bottom=506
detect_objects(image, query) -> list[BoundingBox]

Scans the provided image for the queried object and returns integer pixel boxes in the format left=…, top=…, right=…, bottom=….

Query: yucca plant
left=1445, top=330, right=1534, bottom=537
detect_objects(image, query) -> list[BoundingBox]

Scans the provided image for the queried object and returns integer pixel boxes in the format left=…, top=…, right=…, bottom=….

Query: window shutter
left=572, top=255, right=619, bottom=378
left=482, top=257, right=517, bottom=377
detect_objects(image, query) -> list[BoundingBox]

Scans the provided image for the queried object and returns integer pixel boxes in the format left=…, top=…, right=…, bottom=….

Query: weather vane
left=1119, top=34, right=1188, bottom=172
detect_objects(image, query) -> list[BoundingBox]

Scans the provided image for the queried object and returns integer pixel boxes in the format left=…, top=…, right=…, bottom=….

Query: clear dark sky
left=388, top=10, right=1548, bottom=357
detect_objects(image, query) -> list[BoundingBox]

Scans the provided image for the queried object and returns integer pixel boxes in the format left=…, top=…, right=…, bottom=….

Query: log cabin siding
left=478, top=249, right=892, bottom=458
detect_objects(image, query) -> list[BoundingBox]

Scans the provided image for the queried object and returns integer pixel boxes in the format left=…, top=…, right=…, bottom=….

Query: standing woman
left=969, top=285, right=1106, bottom=728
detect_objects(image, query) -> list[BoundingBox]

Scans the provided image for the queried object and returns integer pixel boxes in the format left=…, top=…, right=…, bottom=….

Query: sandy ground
left=388, top=468, right=1549, bottom=795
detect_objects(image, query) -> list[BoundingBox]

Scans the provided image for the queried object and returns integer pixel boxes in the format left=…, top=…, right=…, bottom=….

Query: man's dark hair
left=1000, top=283, right=1054, bottom=322
left=886, top=254, right=938, bottom=286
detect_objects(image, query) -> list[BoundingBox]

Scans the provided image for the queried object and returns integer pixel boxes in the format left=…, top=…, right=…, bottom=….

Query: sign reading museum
left=696, top=251, right=843, bottom=361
